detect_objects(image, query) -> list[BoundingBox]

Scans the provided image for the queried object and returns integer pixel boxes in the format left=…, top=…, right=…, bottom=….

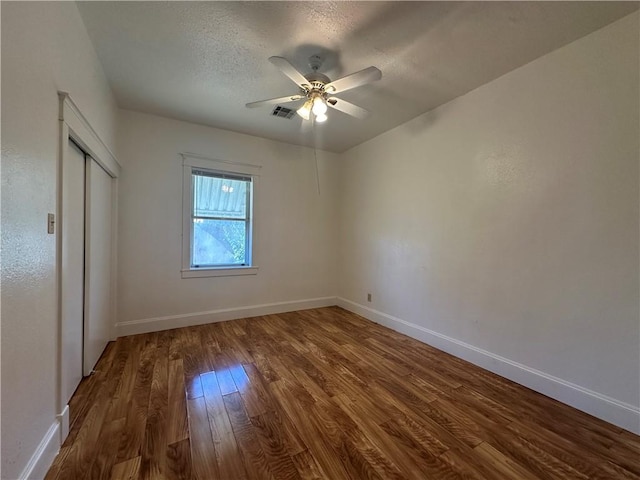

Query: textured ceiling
left=77, top=1, right=638, bottom=153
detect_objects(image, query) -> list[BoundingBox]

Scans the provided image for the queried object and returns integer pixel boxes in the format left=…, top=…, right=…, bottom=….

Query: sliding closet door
left=84, top=158, right=113, bottom=375
left=61, top=140, right=85, bottom=402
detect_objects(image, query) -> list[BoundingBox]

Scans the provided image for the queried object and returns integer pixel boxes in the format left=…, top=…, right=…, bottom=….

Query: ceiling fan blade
left=268, top=56, right=310, bottom=89
left=324, top=66, right=382, bottom=94
left=327, top=97, right=370, bottom=119
left=245, top=94, right=304, bottom=108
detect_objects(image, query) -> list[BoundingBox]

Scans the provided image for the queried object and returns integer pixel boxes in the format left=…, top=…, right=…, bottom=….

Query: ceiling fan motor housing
left=308, top=54, right=324, bottom=71
left=302, top=55, right=331, bottom=95
left=307, top=84, right=329, bottom=100
left=304, top=72, right=331, bottom=85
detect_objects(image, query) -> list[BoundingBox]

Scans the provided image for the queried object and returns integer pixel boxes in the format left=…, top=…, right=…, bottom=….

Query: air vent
left=271, top=105, right=296, bottom=119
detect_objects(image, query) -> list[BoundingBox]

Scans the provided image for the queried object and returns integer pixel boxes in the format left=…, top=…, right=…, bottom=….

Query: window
left=182, top=155, right=260, bottom=278
left=192, top=170, right=251, bottom=266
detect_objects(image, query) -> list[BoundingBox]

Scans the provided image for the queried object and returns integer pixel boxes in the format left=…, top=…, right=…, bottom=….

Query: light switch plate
left=47, top=213, right=55, bottom=234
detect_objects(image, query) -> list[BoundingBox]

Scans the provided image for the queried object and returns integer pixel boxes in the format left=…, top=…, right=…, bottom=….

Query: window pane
left=192, top=219, right=246, bottom=266
left=193, top=174, right=247, bottom=219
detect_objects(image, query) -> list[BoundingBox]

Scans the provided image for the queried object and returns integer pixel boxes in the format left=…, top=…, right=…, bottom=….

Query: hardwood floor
left=45, top=307, right=639, bottom=480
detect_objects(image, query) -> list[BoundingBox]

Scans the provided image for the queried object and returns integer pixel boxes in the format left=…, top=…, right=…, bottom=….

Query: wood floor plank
left=45, top=307, right=640, bottom=480
left=108, top=336, right=143, bottom=423
left=473, top=441, right=541, bottom=480
left=187, top=396, right=220, bottom=480
left=216, top=365, right=240, bottom=396
left=332, top=394, right=435, bottom=480
left=445, top=385, right=515, bottom=426
left=219, top=322, right=254, bottom=364
left=438, top=448, right=503, bottom=480
left=380, top=412, right=449, bottom=458
left=290, top=449, right=325, bottom=480
left=378, top=418, right=468, bottom=480
left=252, top=351, right=281, bottom=383
left=200, top=371, right=248, bottom=480
left=251, top=411, right=303, bottom=479
left=269, top=379, right=350, bottom=479
left=252, top=409, right=306, bottom=457
left=91, top=417, right=127, bottom=480
left=342, top=427, right=407, bottom=480
left=506, top=418, right=632, bottom=479
left=115, top=335, right=157, bottom=464
left=302, top=400, right=382, bottom=480
left=182, top=327, right=210, bottom=384
left=185, top=374, right=203, bottom=400
left=64, top=371, right=118, bottom=478
left=167, top=359, right=189, bottom=445
left=166, top=438, right=192, bottom=480
left=66, top=339, right=125, bottom=443
left=139, top=352, right=169, bottom=480
left=223, top=391, right=277, bottom=480
left=241, top=362, right=276, bottom=417
left=110, top=456, right=141, bottom=480
left=485, top=429, right=589, bottom=480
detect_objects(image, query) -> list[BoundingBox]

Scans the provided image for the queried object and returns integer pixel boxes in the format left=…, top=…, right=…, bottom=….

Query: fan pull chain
left=312, top=115, right=321, bottom=195
left=314, top=146, right=321, bottom=195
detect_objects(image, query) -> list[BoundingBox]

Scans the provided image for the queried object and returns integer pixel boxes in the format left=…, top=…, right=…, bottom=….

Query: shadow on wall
left=402, top=108, right=441, bottom=137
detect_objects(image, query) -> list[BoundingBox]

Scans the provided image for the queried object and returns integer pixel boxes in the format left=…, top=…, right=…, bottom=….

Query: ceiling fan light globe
left=297, top=108, right=310, bottom=120
left=315, top=113, right=328, bottom=123
left=312, top=96, right=328, bottom=115
left=297, top=99, right=313, bottom=120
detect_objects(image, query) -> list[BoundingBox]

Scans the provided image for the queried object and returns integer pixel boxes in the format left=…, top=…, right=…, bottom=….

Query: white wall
left=1, top=2, right=119, bottom=478
left=116, top=110, right=339, bottom=334
left=338, top=12, right=640, bottom=433
left=2, top=10, right=637, bottom=480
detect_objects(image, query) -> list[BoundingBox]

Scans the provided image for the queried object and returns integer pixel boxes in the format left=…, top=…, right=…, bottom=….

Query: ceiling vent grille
left=271, top=105, right=296, bottom=119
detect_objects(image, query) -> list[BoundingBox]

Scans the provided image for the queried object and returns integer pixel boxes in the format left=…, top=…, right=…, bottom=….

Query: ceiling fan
left=246, top=55, right=382, bottom=123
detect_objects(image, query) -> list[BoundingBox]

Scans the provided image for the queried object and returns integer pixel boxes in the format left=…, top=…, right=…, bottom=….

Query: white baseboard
left=57, top=405, right=70, bottom=444
left=18, top=422, right=60, bottom=480
left=115, top=296, right=338, bottom=337
left=336, top=297, right=640, bottom=435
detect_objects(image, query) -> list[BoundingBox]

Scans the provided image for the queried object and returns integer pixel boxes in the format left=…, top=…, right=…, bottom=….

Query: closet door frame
left=56, top=92, right=121, bottom=443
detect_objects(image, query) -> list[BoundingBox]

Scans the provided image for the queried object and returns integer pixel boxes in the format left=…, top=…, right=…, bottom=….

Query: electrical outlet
left=367, top=293, right=372, bottom=302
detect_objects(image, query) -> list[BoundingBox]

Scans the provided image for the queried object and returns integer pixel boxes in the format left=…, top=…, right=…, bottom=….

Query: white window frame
left=181, top=153, right=260, bottom=278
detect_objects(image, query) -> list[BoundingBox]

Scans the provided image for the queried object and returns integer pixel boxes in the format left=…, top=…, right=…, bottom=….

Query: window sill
left=181, top=266, right=259, bottom=278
